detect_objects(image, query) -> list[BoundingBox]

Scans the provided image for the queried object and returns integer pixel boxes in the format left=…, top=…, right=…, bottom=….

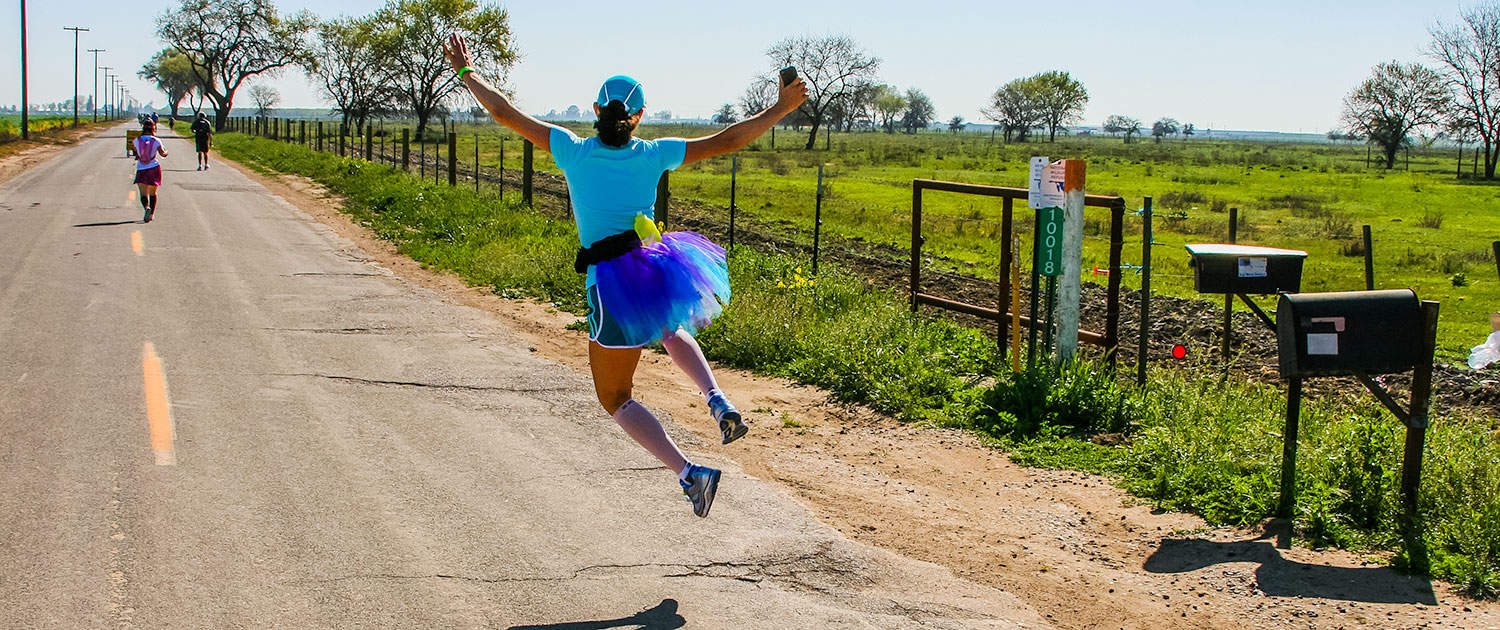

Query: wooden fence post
left=402, top=129, right=410, bottom=170
left=1138, top=196, right=1154, bottom=385
left=1223, top=207, right=1238, bottom=363
left=523, top=139, right=534, bottom=206
left=448, top=131, right=457, bottom=186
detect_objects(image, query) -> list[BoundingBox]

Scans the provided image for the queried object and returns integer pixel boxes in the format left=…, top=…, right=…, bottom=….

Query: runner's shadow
left=507, top=599, right=685, bottom=630
left=1145, top=538, right=1436, bottom=604
left=73, top=220, right=140, bottom=227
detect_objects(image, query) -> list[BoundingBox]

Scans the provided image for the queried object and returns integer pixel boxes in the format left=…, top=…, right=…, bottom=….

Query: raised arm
left=682, top=78, right=808, bottom=166
left=444, top=34, right=556, bottom=151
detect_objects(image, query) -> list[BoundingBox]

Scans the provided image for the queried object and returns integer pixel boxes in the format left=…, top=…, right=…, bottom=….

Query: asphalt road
left=0, top=126, right=1048, bottom=629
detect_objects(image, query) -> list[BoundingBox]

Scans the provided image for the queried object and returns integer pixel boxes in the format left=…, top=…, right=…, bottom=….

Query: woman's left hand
left=444, top=33, right=474, bottom=76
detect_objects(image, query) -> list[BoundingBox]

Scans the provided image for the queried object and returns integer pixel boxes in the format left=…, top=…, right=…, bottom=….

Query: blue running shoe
left=709, top=393, right=747, bottom=445
left=679, top=464, right=721, bottom=518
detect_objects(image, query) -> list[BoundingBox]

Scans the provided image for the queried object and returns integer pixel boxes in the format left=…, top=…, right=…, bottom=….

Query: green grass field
left=380, top=121, right=1498, bottom=359
left=0, top=115, right=78, bottom=141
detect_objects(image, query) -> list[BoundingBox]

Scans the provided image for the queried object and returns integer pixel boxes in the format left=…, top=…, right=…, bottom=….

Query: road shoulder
left=216, top=153, right=1500, bottom=630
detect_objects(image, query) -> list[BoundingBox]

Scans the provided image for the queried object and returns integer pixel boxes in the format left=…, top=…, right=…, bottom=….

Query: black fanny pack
left=574, top=230, right=642, bottom=274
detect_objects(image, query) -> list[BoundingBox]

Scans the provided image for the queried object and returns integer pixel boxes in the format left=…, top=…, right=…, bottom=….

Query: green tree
left=157, top=0, right=315, bottom=131
left=871, top=84, right=905, bottom=133
left=305, top=16, right=397, bottom=135
left=766, top=35, right=881, bottom=149
left=1151, top=117, right=1180, bottom=142
left=948, top=115, right=965, bottom=133
left=1341, top=61, right=1451, bottom=168
left=980, top=78, right=1042, bottom=142
left=901, top=87, right=935, bottom=133
left=374, top=0, right=517, bottom=138
left=1030, top=70, right=1088, bottom=141
left=138, top=47, right=208, bottom=120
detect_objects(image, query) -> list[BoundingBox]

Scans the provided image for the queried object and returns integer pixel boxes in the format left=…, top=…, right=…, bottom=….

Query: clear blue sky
left=0, top=0, right=1467, bottom=132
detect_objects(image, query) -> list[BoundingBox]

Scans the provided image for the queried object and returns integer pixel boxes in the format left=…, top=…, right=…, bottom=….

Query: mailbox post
left=1274, top=289, right=1439, bottom=569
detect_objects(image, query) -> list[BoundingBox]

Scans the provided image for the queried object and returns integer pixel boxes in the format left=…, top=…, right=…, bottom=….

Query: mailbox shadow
left=1145, top=537, right=1436, bottom=605
left=507, top=599, right=685, bottom=630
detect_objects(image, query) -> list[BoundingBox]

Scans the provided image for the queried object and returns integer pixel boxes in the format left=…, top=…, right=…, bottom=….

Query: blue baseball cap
left=596, top=75, right=645, bottom=114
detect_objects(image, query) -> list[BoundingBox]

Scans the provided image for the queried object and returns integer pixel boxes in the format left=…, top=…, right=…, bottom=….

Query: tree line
left=141, top=0, right=514, bottom=136
left=1340, top=2, right=1500, bottom=176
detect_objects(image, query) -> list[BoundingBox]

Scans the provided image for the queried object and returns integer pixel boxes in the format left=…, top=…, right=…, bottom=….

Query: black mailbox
left=1276, top=289, right=1424, bottom=378
left=1185, top=244, right=1307, bottom=294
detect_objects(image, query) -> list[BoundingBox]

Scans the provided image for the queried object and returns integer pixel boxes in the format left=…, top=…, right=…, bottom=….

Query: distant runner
left=133, top=120, right=167, bottom=223
left=191, top=112, right=213, bottom=170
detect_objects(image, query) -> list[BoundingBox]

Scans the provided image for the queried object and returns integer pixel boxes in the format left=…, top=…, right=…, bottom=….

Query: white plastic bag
left=1469, top=331, right=1500, bottom=370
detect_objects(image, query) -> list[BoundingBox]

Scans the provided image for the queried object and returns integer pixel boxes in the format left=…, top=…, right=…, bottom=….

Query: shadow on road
left=73, top=220, right=140, bottom=227
left=1145, top=538, right=1437, bottom=604
left=507, top=599, right=685, bottom=630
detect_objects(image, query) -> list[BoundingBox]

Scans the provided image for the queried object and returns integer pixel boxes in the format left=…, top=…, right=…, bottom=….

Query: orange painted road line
left=128, top=189, right=137, bottom=202
left=131, top=231, right=143, bottom=256
left=141, top=343, right=176, bottom=466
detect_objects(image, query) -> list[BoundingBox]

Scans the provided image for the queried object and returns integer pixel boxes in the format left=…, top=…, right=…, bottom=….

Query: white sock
left=678, top=462, right=694, bottom=482
left=705, top=388, right=724, bottom=403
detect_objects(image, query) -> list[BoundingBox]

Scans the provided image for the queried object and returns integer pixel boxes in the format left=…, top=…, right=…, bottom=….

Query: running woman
left=191, top=112, right=213, bottom=170
left=133, top=120, right=167, bottom=223
left=445, top=34, right=806, bottom=518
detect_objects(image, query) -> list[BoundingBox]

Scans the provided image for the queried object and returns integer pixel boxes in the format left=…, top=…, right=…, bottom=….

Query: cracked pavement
left=0, top=126, right=1050, bottom=628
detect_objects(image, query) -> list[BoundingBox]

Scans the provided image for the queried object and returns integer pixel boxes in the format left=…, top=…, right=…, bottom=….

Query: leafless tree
left=1341, top=61, right=1451, bottom=169
left=249, top=84, right=280, bottom=117
left=766, top=35, right=880, bottom=149
left=1102, top=114, right=1141, bottom=143
left=1428, top=4, right=1500, bottom=178
left=157, top=0, right=315, bottom=131
left=738, top=77, right=777, bottom=120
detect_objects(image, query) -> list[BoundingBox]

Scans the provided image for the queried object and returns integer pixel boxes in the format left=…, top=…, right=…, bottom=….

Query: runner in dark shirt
left=191, top=112, right=213, bottom=171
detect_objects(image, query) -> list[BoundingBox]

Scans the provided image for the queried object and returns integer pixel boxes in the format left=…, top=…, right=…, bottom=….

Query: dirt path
left=223, top=156, right=1498, bottom=630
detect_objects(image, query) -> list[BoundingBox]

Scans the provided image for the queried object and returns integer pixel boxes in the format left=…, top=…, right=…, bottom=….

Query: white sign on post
left=1028, top=156, right=1066, bottom=210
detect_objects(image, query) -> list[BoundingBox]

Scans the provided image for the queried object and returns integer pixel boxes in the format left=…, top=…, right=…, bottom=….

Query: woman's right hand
left=444, top=33, right=474, bottom=76
left=777, top=78, right=809, bottom=113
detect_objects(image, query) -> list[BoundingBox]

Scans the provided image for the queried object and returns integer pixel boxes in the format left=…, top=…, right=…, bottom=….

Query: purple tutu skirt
left=592, top=231, right=731, bottom=347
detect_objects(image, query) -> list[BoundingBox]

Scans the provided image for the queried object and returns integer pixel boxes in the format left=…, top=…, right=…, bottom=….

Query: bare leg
left=589, top=342, right=689, bottom=474
left=136, top=183, right=151, bottom=217
left=660, top=329, right=720, bottom=397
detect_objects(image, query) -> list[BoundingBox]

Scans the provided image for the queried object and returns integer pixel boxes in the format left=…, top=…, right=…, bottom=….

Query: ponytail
left=594, top=100, right=637, bottom=147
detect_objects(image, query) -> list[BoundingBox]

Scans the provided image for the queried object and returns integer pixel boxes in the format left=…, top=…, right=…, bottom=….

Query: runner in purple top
left=133, top=120, right=168, bottom=223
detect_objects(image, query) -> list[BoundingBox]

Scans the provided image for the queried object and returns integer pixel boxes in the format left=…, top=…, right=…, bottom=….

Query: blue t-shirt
left=549, top=126, right=687, bottom=249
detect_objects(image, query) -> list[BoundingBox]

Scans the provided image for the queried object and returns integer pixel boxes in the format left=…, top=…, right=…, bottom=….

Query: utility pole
left=63, top=27, right=89, bottom=126
left=101, top=67, right=112, bottom=118
left=20, top=0, right=29, bottom=139
left=88, top=49, right=104, bottom=121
